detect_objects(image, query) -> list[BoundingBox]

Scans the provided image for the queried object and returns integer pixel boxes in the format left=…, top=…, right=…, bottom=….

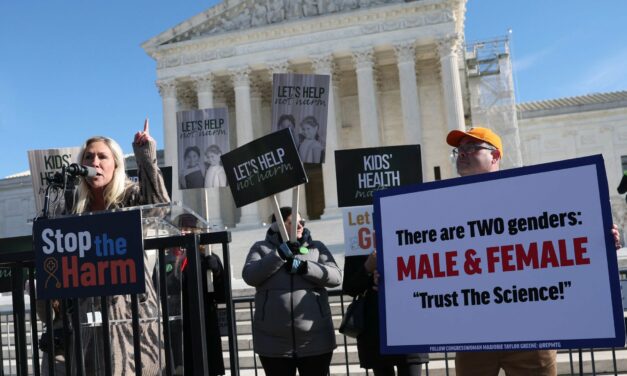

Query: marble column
left=230, top=66, right=261, bottom=227
left=267, top=60, right=296, bottom=209
left=394, top=41, right=428, bottom=181
left=312, top=54, right=342, bottom=219
left=193, top=73, right=224, bottom=228
left=156, top=79, right=181, bottom=203
left=437, top=35, right=465, bottom=132
left=352, top=47, right=381, bottom=147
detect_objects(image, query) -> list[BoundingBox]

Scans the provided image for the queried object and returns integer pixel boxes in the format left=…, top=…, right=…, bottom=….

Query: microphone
left=65, top=163, right=98, bottom=177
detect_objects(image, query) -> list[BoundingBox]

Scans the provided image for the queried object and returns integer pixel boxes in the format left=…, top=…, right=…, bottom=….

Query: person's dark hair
left=174, top=213, right=202, bottom=229
left=184, top=146, right=201, bottom=159
left=300, top=115, right=320, bottom=140
left=277, top=114, right=296, bottom=129
left=270, top=206, right=293, bottom=223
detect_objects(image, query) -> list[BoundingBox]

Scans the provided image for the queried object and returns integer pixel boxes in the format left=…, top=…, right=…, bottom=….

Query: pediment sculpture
left=168, top=0, right=413, bottom=44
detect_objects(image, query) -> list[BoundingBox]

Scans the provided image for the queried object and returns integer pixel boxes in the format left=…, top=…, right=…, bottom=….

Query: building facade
left=141, top=0, right=471, bottom=227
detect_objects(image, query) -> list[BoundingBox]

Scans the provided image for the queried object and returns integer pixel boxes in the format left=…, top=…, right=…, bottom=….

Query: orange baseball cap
left=446, top=127, right=503, bottom=158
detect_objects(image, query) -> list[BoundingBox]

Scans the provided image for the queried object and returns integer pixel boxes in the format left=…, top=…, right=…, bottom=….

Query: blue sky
left=1, top=1, right=626, bottom=179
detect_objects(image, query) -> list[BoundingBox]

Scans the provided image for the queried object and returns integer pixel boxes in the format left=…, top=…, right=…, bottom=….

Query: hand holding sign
left=612, top=224, right=621, bottom=250
left=134, top=118, right=153, bottom=146
left=364, top=251, right=377, bottom=274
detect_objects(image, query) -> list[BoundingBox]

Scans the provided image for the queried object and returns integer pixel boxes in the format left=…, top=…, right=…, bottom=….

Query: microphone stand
left=40, top=166, right=70, bottom=219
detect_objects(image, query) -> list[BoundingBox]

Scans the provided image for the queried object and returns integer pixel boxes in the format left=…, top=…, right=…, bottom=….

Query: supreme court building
left=142, top=0, right=496, bottom=227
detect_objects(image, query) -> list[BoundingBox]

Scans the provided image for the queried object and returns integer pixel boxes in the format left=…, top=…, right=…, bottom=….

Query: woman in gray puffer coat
left=242, top=207, right=341, bottom=376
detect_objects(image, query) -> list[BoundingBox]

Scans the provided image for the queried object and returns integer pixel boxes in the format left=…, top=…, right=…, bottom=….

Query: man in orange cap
left=446, top=126, right=558, bottom=376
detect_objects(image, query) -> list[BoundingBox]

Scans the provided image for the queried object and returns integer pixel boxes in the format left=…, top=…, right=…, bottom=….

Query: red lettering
left=62, top=256, right=79, bottom=288
left=558, top=239, right=574, bottom=266
left=445, top=251, right=459, bottom=276
left=358, top=227, right=373, bottom=249
left=432, top=253, right=445, bottom=278
left=80, top=262, right=96, bottom=287
left=573, top=236, right=590, bottom=265
left=397, top=256, right=416, bottom=281
left=515, top=242, right=538, bottom=270
left=500, top=245, right=515, bottom=271
left=540, top=240, right=559, bottom=268
left=110, top=259, right=136, bottom=284
left=486, top=246, right=500, bottom=273
left=417, top=254, right=433, bottom=279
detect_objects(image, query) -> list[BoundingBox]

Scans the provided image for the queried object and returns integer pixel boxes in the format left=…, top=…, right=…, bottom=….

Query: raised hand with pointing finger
left=134, top=118, right=153, bottom=146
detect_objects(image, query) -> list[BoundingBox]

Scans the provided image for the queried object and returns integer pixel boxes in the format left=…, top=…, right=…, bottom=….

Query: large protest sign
left=374, top=155, right=624, bottom=353
left=343, top=205, right=376, bottom=257
left=221, top=128, right=307, bottom=208
left=272, top=73, right=330, bottom=164
left=335, top=145, right=422, bottom=207
left=28, top=147, right=81, bottom=214
left=33, top=210, right=145, bottom=299
left=177, top=108, right=229, bottom=189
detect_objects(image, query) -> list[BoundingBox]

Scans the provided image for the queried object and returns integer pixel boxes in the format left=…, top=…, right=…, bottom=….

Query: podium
left=30, top=202, right=238, bottom=376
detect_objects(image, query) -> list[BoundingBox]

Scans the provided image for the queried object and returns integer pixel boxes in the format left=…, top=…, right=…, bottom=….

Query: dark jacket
left=343, top=255, right=428, bottom=369
left=183, top=252, right=225, bottom=375
left=242, top=224, right=342, bottom=358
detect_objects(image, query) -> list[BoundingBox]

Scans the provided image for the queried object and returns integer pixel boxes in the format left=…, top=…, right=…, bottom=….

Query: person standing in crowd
left=37, top=119, right=170, bottom=375
left=242, top=207, right=341, bottom=376
left=166, top=213, right=226, bottom=376
left=298, top=116, right=324, bottom=163
left=182, top=145, right=204, bottom=189
left=204, top=144, right=227, bottom=188
left=343, top=250, right=428, bottom=375
left=446, top=126, right=622, bottom=376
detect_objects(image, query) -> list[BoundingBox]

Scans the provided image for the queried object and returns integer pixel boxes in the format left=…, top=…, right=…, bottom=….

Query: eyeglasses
left=451, top=144, right=496, bottom=158
left=289, top=219, right=306, bottom=227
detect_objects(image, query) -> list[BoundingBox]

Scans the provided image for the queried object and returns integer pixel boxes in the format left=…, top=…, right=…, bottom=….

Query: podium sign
left=34, top=209, right=145, bottom=299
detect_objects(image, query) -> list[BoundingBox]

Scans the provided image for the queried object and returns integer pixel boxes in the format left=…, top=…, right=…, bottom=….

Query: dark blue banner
left=34, top=210, right=145, bottom=299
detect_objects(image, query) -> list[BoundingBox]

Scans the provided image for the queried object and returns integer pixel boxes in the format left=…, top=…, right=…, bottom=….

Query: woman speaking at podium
left=38, top=119, right=170, bottom=375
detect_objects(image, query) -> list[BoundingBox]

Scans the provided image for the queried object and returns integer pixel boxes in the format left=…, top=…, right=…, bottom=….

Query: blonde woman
left=39, top=119, right=169, bottom=375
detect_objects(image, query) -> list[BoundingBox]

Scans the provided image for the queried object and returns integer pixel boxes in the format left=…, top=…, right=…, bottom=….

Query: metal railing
left=1, top=234, right=626, bottom=375
left=230, top=291, right=627, bottom=376
left=0, top=232, right=238, bottom=376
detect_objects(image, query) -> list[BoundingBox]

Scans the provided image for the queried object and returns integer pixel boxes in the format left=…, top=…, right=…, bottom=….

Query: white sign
left=374, top=155, right=624, bottom=353
left=28, top=147, right=81, bottom=214
left=343, top=205, right=375, bottom=257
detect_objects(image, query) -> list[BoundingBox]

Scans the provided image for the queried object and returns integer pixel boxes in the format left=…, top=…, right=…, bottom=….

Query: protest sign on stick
left=221, top=128, right=307, bottom=209
left=176, top=108, right=229, bottom=189
left=343, top=205, right=376, bottom=257
left=335, top=145, right=421, bottom=207
left=272, top=73, right=330, bottom=164
left=374, top=155, right=624, bottom=353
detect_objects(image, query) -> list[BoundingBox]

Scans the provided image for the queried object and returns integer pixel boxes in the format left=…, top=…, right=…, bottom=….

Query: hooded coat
left=242, top=223, right=342, bottom=358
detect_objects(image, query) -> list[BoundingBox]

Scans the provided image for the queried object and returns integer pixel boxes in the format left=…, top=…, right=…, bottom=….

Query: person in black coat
left=174, top=214, right=226, bottom=376
left=342, top=251, right=428, bottom=376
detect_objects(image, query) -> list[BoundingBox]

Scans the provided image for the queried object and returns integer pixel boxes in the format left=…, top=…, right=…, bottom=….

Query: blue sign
left=34, top=210, right=145, bottom=299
